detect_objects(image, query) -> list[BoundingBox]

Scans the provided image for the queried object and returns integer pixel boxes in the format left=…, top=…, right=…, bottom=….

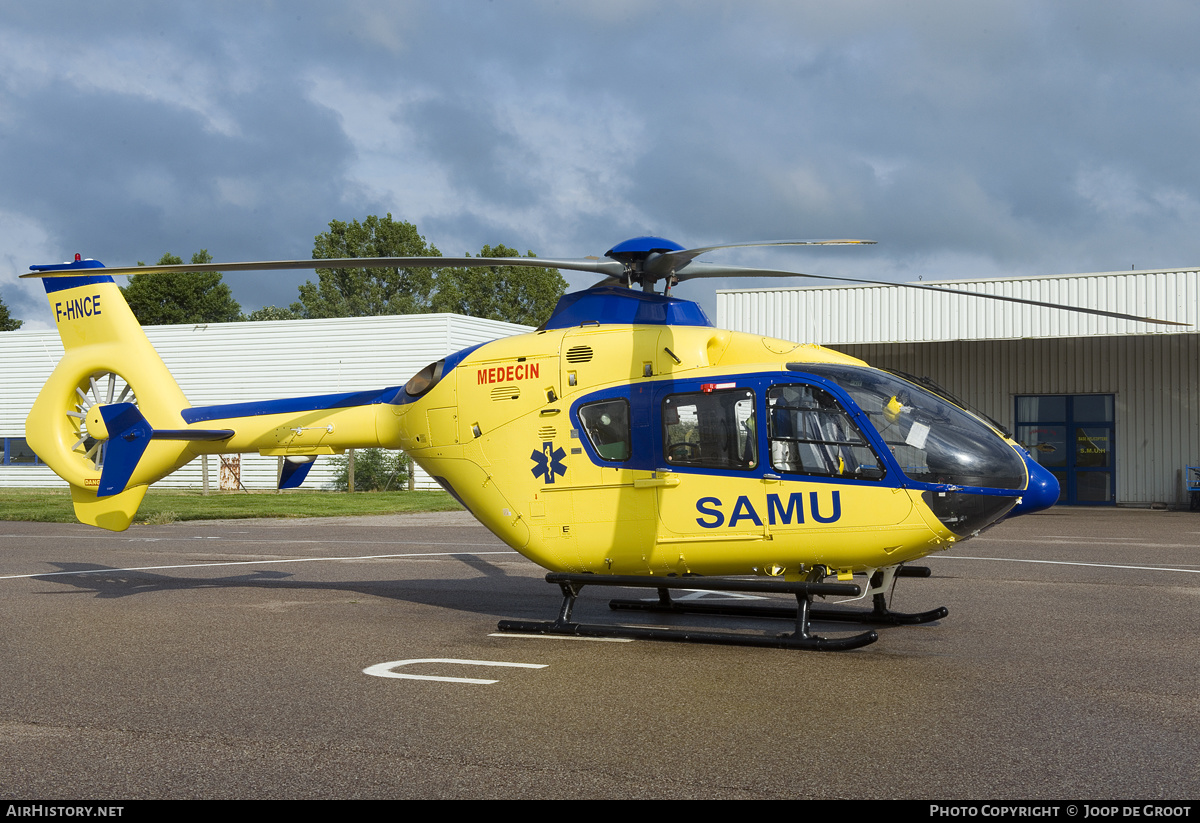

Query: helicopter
left=21, top=236, right=1180, bottom=650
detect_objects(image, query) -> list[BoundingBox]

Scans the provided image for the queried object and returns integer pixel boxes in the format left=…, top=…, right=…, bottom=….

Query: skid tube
left=608, top=566, right=948, bottom=627
left=496, top=573, right=879, bottom=651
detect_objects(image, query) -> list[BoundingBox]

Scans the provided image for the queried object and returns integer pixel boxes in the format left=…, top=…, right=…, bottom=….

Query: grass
left=0, top=488, right=463, bottom=525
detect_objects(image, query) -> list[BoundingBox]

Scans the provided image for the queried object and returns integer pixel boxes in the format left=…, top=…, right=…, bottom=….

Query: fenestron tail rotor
left=68, top=371, right=137, bottom=470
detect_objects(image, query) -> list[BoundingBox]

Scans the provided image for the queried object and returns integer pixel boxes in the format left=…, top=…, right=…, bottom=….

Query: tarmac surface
left=1, top=507, right=1197, bottom=799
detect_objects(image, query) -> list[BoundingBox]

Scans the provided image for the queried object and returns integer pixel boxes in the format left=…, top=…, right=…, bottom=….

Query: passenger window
left=578, top=399, right=632, bottom=461
left=768, top=385, right=884, bottom=480
left=662, top=389, right=756, bottom=470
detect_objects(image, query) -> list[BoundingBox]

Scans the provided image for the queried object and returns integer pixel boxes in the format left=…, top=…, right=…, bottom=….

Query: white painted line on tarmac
left=0, top=534, right=509, bottom=548
left=489, top=633, right=634, bottom=643
left=978, top=536, right=1200, bottom=549
left=1036, top=536, right=1144, bottom=541
left=931, top=555, right=1200, bottom=574
left=0, top=550, right=519, bottom=580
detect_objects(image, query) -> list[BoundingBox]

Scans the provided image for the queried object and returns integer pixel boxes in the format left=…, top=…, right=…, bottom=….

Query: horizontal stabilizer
left=97, top=403, right=233, bottom=496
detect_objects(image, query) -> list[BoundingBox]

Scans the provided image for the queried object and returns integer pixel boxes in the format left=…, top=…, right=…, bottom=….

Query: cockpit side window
left=578, top=399, right=632, bottom=462
left=794, top=363, right=1026, bottom=490
left=768, top=384, right=885, bottom=480
left=662, top=389, right=757, bottom=470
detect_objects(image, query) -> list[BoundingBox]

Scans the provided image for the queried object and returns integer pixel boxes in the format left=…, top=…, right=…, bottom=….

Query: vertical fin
left=69, top=485, right=148, bottom=531
left=279, top=457, right=317, bottom=489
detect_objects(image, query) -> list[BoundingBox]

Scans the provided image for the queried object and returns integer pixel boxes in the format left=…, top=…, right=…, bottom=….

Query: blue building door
left=1016, top=395, right=1115, bottom=505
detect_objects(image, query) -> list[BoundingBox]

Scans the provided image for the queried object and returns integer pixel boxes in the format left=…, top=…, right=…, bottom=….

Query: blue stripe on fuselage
left=181, top=339, right=488, bottom=423
left=181, top=387, right=404, bottom=424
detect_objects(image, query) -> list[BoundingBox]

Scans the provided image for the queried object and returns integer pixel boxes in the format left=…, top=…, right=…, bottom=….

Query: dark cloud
left=405, top=97, right=542, bottom=207
left=3, top=0, right=1200, bottom=327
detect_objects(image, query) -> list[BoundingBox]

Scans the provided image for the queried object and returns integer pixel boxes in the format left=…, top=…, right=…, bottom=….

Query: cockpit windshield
left=791, top=364, right=1027, bottom=491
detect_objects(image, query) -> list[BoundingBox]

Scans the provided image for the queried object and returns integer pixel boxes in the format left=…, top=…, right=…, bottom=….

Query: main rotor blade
left=678, top=263, right=1189, bottom=327
left=647, top=239, right=876, bottom=278
left=23, top=256, right=626, bottom=278
left=26, top=244, right=1184, bottom=326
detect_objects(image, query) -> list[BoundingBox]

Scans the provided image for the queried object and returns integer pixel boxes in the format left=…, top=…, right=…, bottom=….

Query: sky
left=3, top=0, right=1199, bottom=329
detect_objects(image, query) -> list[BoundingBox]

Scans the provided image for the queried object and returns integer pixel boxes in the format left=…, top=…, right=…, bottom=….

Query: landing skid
left=497, top=573, right=880, bottom=651
left=610, top=566, right=948, bottom=627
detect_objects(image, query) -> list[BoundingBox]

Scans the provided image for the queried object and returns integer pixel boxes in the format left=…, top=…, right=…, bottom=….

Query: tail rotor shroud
left=68, top=370, right=138, bottom=469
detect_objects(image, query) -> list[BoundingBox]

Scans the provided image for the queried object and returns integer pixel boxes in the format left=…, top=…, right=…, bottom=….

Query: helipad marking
left=363, top=658, right=547, bottom=685
left=0, top=550, right=518, bottom=580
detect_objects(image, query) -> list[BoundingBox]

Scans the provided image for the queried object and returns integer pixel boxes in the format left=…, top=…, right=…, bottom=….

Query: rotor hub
left=605, top=236, right=686, bottom=291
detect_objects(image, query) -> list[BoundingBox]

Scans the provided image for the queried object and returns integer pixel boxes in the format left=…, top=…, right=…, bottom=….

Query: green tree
left=121, top=251, right=242, bottom=325
left=296, top=214, right=566, bottom=325
left=296, top=214, right=441, bottom=318
left=327, top=448, right=410, bottom=492
left=243, top=304, right=303, bottom=321
left=0, top=290, right=22, bottom=331
left=433, top=244, right=566, bottom=327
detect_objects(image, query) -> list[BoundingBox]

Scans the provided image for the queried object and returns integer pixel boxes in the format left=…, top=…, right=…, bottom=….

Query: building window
left=3, top=438, right=41, bottom=466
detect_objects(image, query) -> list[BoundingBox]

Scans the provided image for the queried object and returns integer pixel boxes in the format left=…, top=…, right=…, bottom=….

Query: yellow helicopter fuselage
left=393, top=321, right=956, bottom=577
left=28, top=276, right=1053, bottom=581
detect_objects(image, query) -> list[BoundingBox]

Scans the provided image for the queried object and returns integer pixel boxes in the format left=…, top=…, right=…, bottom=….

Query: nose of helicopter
left=1009, top=451, right=1060, bottom=515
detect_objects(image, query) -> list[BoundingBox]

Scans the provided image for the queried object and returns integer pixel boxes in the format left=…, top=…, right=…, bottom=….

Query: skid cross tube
left=497, top=573, right=879, bottom=651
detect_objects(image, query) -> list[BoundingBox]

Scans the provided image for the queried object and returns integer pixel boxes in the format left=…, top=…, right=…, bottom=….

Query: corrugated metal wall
left=1, top=314, right=529, bottom=492
left=718, top=268, right=1200, bottom=344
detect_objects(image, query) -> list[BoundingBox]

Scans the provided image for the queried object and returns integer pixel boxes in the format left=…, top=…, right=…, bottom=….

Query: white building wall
left=0, top=314, right=530, bottom=491
left=717, top=268, right=1200, bottom=345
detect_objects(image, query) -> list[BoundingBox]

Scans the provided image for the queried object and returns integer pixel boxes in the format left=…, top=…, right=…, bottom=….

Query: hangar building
left=718, top=267, right=1200, bottom=507
left=1, top=314, right=530, bottom=493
